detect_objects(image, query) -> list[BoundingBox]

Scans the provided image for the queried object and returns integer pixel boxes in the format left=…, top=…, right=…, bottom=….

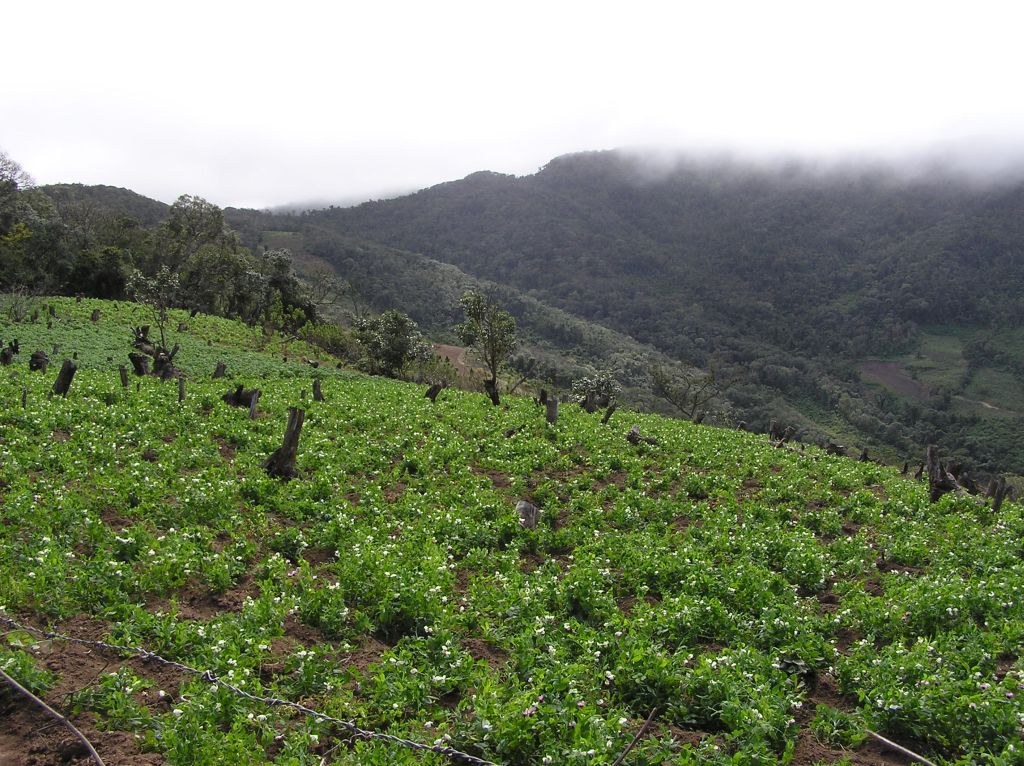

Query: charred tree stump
left=926, top=445, right=960, bottom=502
left=21, top=387, right=27, bottom=408
left=988, top=477, right=1013, bottom=513
left=263, top=407, right=305, bottom=480
left=770, top=425, right=795, bottom=448
left=537, top=389, right=548, bottom=406
left=178, top=377, right=186, bottom=403
left=119, top=365, right=129, bottom=388
left=0, top=340, right=17, bottom=365
left=582, top=391, right=599, bottom=413
left=517, top=499, right=540, bottom=529
left=545, top=396, right=559, bottom=424
left=29, top=350, right=48, bottom=370
left=627, top=425, right=659, bottom=446
left=483, top=379, right=500, bottom=406
left=425, top=383, right=442, bottom=402
left=222, top=384, right=259, bottom=408
left=313, top=378, right=324, bottom=402
left=601, top=404, right=618, bottom=425
left=249, top=390, right=261, bottom=420
left=129, top=353, right=150, bottom=376
left=212, top=362, right=227, bottom=379
left=901, top=461, right=909, bottom=475
left=51, top=359, right=77, bottom=398
left=859, top=449, right=870, bottom=462
left=90, top=309, right=101, bottom=322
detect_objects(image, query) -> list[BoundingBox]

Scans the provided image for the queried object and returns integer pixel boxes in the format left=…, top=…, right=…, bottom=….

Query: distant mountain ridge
left=42, top=183, right=170, bottom=226
left=39, top=151, right=1024, bottom=477
left=294, top=149, right=1024, bottom=475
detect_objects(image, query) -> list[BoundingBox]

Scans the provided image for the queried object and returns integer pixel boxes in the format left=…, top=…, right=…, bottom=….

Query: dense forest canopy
left=296, top=151, right=1024, bottom=477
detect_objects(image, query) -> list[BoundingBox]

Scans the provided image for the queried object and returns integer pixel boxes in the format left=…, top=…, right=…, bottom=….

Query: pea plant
left=1, top=298, right=1023, bottom=765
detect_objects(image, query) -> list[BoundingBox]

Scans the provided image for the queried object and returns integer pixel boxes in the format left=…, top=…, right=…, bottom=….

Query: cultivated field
left=1, top=299, right=1023, bottom=765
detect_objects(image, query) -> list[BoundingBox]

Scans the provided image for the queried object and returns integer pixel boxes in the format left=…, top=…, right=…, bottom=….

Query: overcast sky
left=5, top=1, right=1024, bottom=209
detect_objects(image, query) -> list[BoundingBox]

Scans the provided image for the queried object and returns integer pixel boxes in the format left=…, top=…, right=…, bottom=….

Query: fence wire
left=0, top=613, right=500, bottom=766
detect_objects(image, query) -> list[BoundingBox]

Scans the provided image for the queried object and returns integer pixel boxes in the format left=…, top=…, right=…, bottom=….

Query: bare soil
left=859, top=360, right=931, bottom=400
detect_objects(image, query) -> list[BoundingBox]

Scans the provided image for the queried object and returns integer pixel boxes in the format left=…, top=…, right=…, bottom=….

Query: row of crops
left=1, top=298, right=1023, bottom=764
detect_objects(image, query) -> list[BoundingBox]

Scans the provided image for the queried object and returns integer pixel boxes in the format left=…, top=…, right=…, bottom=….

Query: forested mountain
left=314, top=152, right=1024, bottom=361
left=291, top=151, right=1024, bottom=477
left=43, top=183, right=170, bottom=226
left=7, top=147, right=1024, bottom=478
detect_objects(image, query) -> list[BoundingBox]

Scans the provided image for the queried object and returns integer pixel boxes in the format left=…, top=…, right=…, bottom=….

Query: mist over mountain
left=15, top=147, right=1024, bottom=477
left=312, top=149, right=1024, bottom=357
left=293, top=149, right=1024, bottom=474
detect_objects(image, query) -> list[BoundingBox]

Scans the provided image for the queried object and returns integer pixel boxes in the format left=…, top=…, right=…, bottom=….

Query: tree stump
left=29, top=352, right=49, bottom=372
left=51, top=359, right=77, bottom=398
left=222, top=384, right=259, bottom=408
left=21, top=387, right=27, bottom=408
left=627, top=425, right=659, bottom=446
left=263, top=407, right=305, bottom=480
left=0, top=347, right=13, bottom=366
left=601, top=404, right=617, bottom=425
left=313, top=378, right=324, bottom=402
left=545, top=396, right=559, bottom=424
left=249, top=390, right=261, bottom=420
left=119, top=365, right=129, bottom=388
left=212, top=362, right=227, bottom=379
left=516, top=499, right=540, bottom=529
left=926, top=445, right=959, bottom=502
left=425, top=383, right=442, bottom=402
left=177, top=322, right=188, bottom=332
left=129, top=353, right=150, bottom=376
left=91, top=309, right=101, bottom=322
left=484, top=379, right=500, bottom=406
left=988, top=477, right=1013, bottom=513
left=178, top=377, right=186, bottom=403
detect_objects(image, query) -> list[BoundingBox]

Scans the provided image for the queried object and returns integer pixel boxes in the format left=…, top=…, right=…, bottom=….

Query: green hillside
left=2, top=299, right=1024, bottom=765
left=297, top=151, right=1024, bottom=477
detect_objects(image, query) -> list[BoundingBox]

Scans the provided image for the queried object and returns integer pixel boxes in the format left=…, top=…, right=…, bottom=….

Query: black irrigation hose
left=1, top=613, right=499, bottom=766
left=0, top=665, right=106, bottom=766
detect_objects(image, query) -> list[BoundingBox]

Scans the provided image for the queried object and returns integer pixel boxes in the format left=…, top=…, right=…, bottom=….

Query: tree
left=155, top=194, right=228, bottom=274
left=456, top=291, right=516, bottom=405
left=354, top=309, right=430, bottom=378
left=572, top=369, right=621, bottom=412
left=0, top=150, right=34, bottom=235
left=128, top=266, right=180, bottom=353
left=650, top=361, right=731, bottom=423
